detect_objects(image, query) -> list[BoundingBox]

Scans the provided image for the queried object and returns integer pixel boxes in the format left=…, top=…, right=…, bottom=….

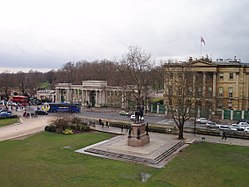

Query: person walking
left=222, top=131, right=227, bottom=140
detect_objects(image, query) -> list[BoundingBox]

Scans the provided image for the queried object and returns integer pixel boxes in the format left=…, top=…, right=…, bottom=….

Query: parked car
left=0, top=112, right=11, bottom=117
left=205, top=121, right=218, bottom=128
left=244, top=127, right=249, bottom=132
left=237, top=120, right=249, bottom=124
left=35, top=110, right=48, bottom=115
left=229, top=125, right=239, bottom=131
left=196, top=118, right=208, bottom=124
left=237, top=122, right=249, bottom=126
left=217, top=124, right=231, bottom=131
left=0, top=109, right=12, bottom=114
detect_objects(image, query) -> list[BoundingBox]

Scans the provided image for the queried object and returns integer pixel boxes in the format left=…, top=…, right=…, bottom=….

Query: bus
left=11, top=96, right=29, bottom=106
left=47, top=103, right=81, bottom=113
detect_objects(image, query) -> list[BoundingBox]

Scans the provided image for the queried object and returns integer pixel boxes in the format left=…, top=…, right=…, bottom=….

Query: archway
left=90, top=91, right=96, bottom=107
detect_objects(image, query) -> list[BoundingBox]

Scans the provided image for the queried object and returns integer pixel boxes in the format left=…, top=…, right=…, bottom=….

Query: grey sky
left=0, top=0, right=249, bottom=72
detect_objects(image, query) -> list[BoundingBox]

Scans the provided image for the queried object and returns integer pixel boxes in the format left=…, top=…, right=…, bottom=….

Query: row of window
left=219, top=72, right=236, bottom=81
left=218, top=87, right=233, bottom=97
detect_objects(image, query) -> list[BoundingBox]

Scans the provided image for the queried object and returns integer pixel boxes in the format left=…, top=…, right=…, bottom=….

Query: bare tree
left=0, top=71, right=13, bottom=100
left=14, top=71, right=28, bottom=95
left=118, top=46, right=154, bottom=109
left=164, top=61, right=201, bottom=139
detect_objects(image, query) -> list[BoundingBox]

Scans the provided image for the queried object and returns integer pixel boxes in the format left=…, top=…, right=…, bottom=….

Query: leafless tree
left=0, top=71, right=13, bottom=100
left=164, top=61, right=202, bottom=139
left=118, top=46, right=154, bottom=109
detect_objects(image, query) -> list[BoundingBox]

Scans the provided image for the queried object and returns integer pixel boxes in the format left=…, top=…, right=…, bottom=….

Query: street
left=77, top=108, right=199, bottom=128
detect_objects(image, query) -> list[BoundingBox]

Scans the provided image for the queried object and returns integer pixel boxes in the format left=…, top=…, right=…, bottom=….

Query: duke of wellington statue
left=128, top=107, right=150, bottom=147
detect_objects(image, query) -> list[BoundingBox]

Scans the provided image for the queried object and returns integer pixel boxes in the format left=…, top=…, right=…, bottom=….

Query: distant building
left=36, top=90, right=56, bottom=102
left=164, top=58, right=249, bottom=113
left=55, top=80, right=129, bottom=108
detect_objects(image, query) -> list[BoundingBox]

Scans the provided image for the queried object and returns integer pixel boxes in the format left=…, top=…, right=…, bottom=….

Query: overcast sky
left=0, top=0, right=249, bottom=72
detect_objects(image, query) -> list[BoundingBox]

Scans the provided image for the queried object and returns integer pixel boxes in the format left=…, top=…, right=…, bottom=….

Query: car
left=237, top=122, right=249, bottom=126
left=119, top=110, right=131, bottom=116
left=217, top=124, right=231, bottom=130
left=237, top=120, right=249, bottom=124
left=205, top=121, right=218, bottom=128
left=35, top=110, right=48, bottom=115
left=0, top=112, right=11, bottom=117
left=0, top=109, right=12, bottom=114
left=236, top=124, right=248, bottom=131
left=196, top=118, right=208, bottom=124
left=244, top=127, right=249, bottom=133
left=130, top=114, right=144, bottom=122
left=228, top=125, right=239, bottom=131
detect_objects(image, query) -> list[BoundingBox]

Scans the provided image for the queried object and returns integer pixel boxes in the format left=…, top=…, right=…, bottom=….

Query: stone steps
left=154, top=141, right=185, bottom=163
left=85, top=148, right=156, bottom=164
left=84, top=140, right=185, bottom=166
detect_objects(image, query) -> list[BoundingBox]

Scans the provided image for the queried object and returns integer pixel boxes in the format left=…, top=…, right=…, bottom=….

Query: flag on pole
left=201, top=36, right=206, bottom=45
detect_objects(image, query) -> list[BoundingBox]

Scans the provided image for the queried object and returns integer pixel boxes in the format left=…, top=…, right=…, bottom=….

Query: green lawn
left=0, top=118, right=19, bottom=127
left=0, top=132, right=249, bottom=187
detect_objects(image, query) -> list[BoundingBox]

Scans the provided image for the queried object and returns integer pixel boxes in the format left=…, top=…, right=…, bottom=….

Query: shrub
left=44, top=125, right=56, bottom=132
left=62, top=128, right=74, bottom=135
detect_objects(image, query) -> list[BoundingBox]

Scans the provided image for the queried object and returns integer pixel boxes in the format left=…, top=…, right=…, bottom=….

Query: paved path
left=92, top=124, right=249, bottom=147
left=0, top=116, right=54, bottom=142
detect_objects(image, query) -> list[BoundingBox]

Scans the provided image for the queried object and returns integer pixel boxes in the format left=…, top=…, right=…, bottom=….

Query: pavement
left=0, top=115, right=55, bottom=142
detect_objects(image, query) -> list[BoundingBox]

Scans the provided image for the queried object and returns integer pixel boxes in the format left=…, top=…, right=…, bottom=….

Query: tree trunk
left=178, top=124, right=184, bottom=139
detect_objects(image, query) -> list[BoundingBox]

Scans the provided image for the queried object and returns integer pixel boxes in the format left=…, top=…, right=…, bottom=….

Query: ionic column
left=203, top=72, right=206, bottom=97
left=95, top=90, right=98, bottom=106
left=193, top=74, right=196, bottom=96
left=213, top=73, right=217, bottom=97
left=236, top=72, right=239, bottom=98
left=246, top=74, right=249, bottom=110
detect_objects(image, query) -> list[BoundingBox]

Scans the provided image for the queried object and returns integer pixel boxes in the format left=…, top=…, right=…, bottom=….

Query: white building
left=55, top=80, right=128, bottom=108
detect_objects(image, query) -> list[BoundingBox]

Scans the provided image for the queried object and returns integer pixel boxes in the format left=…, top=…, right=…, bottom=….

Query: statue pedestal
left=128, top=123, right=150, bottom=147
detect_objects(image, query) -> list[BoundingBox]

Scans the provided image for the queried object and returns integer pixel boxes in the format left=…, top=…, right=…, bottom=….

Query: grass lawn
left=0, top=118, right=19, bottom=127
left=0, top=131, right=249, bottom=187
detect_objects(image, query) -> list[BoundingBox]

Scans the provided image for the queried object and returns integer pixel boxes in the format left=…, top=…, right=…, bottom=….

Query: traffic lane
left=79, top=110, right=166, bottom=124
left=78, top=110, right=205, bottom=128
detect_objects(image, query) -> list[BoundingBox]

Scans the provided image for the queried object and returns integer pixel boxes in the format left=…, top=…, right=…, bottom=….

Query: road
left=77, top=109, right=198, bottom=128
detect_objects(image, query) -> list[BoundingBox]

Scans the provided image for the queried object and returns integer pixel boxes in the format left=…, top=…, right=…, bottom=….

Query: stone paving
left=75, top=124, right=249, bottom=168
left=76, top=132, right=187, bottom=168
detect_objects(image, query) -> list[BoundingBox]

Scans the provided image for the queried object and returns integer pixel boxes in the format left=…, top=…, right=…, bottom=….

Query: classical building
left=36, top=90, right=56, bottom=102
left=164, top=58, right=249, bottom=114
left=55, top=80, right=128, bottom=108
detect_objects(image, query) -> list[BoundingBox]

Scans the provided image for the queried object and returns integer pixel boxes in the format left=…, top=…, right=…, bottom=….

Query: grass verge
left=0, top=118, right=19, bottom=127
left=0, top=132, right=248, bottom=187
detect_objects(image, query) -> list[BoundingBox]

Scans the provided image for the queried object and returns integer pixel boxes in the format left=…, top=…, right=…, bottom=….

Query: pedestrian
left=121, top=125, right=124, bottom=132
left=106, top=121, right=109, bottom=128
left=222, top=131, right=227, bottom=140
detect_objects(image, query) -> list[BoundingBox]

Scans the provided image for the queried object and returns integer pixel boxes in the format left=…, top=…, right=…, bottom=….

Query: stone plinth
left=128, top=123, right=150, bottom=147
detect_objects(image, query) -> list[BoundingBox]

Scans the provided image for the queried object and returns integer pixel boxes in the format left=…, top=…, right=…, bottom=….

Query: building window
left=208, top=87, right=212, bottom=96
left=229, top=73, right=234, bottom=80
left=217, top=101, right=223, bottom=109
left=228, top=87, right=233, bottom=98
left=218, top=87, right=223, bottom=97
left=219, top=73, right=224, bottom=80
left=187, top=87, right=192, bottom=96
left=197, top=87, right=202, bottom=97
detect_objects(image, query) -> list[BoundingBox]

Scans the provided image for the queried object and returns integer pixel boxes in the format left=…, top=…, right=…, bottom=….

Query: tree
left=118, top=46, right=154, bottom=109
left=0, top=71, right=13, bottom=100
left=164, top=61, right=202, bottom=139
left=14, top=71, right=28, bottom=95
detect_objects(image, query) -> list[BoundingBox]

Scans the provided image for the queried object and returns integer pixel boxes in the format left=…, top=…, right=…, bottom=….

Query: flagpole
left=200, top=39, right=202, bottom=57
